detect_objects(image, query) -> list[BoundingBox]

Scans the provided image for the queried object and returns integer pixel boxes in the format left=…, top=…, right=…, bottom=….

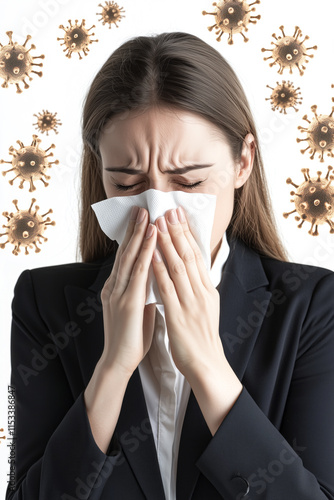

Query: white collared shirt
left=138, top=234, right=230, bottom=500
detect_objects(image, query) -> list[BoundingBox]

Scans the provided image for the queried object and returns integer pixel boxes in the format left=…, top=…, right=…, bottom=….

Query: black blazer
left=6, top=234, right=334, bottom=500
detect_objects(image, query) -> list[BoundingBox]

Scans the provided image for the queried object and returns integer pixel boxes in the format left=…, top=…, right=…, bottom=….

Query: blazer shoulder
left=13, top=256, right=113, bottom=305
left=259, top=252, right=334, bottom=296
left=19, top=259, right=101, bottom=284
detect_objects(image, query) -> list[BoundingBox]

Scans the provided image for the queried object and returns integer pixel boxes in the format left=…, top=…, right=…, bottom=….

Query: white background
left=1, top=0, right=334, bottom=495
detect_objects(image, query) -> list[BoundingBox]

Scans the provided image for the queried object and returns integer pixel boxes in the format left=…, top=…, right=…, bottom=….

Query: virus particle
left=57, top=19, right=98, bottom=59
left=33, top=109, right=62, bottom=135
left=0, top=31, right=44, bottom=93
left=266, top=80, right=302, bottom=114
left=261, top=25, right=317, bottom=76
left=202, top=0, right=261, bottom=44
left=297, top=92, right=334, bottom=162
left=96, top=1, right=125, bottom=29
left=283, top=166, right=334, bottom=236
left=0, top=199, right=55, bottom=255
left=1, top=134, right=59, bottom=192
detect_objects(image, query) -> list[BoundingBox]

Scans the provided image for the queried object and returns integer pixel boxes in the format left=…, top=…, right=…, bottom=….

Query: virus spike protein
left=261, top=25, right=317, bottom=76
left=202, top=0, right=261, bottom=44
left=0, top=199, right=56, bottom=255
left=283, top=166, right=334, bottom=235
left=0, top=134, right=59, bottom=191
left=0, top=31, right=45, bottom=93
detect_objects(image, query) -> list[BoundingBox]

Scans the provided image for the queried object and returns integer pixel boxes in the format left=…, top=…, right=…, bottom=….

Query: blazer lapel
left=64, top=253, right=166, bottom=500
left=113, top=369, right=167, bottom=499
left=176, top=234, right=272, bottom=499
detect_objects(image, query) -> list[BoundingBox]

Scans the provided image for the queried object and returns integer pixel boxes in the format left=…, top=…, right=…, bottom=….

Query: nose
left=144, top=174, right=174, bottom=192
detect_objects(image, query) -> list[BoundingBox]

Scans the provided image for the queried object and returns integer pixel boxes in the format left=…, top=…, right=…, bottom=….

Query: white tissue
left=91, top=189, right=217, bottom=305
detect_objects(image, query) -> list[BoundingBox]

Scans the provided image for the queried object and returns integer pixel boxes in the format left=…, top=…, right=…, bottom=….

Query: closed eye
left=113, top=181, right=204, bottom=191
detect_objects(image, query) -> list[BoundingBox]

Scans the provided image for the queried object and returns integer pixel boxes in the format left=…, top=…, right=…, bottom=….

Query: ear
left=234, top=133, right=256, bottom=189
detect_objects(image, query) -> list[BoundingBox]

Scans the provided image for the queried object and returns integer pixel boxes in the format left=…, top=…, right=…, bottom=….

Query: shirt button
left=231, top=474, right=250, bottom=498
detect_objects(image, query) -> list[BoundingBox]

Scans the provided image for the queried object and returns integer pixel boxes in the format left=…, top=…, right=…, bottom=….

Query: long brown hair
left=79, top=31, right=288, bottom=263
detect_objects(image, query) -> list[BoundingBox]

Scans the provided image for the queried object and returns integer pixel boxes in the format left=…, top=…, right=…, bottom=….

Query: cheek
left=206, top=165, right=236, bottom=197
left=210, top=187, right=235, bottom=244
left=212, top=171, right=235, bottom=215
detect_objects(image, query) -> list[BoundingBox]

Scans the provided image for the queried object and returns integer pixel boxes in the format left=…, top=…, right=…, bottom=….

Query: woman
left=6, top=32, right=334, bottom=499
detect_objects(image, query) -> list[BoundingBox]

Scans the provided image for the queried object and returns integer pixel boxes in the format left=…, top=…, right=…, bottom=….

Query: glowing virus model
left=33, top=110, right=62, bottom=135
left=0, top=31, right=44, bottom=93
left=96, top=2, right=125, bottom=29
left=266, top=80, right=302, bottom=114
left=283, top=166, right=334, bottom=235
left=1, top=134, right=59, bottom=192
left=202, top=0, right=261, bottom=44
left=297, top=90, right=334, bottom=162
left=0, top=199, right=55, bottom=255
left=57, top=19, right=98, bottom=59
left=261, top=25, right=317, bottom=76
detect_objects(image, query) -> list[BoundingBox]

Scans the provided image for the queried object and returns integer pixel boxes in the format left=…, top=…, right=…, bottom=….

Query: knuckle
left=183, top=226, right=192, bottom=238
left=120, top=250, right=137, bottom=265
left=182, top=247, right=195, bottom=263
left=193, top=247, right=202, bottom=260
left=118, top=295, right=131, bottom=312
left=141, top=238, right=153, bottom=251
left=101, top=277, right=114, bottom=302
left=161, top=282, right=175, bottom=296
left=100, top=287, right=110, bottom=303
left=172, top=259, right=186, bottom=275
left=132, top=259, right=145, bottom=277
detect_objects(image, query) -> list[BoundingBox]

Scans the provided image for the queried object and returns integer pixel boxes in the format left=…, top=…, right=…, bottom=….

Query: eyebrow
left=104, top=164, right=214, bottom=175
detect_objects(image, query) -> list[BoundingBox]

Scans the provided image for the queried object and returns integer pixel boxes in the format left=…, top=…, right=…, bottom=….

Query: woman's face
left=99, top=105, right=255, bottom=264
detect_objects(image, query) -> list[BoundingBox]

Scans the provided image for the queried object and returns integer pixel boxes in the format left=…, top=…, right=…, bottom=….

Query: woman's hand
left=99, top=206, right=157, bottom=377
left=151, top=205, right=243, bottom=434
left=151, top=205, right=225, bottom=379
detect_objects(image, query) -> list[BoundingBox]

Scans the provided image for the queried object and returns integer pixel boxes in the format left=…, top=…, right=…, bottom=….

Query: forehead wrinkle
left=140, top=120, right=179, bottom=172
left=100, top=107, right=224, bottom=171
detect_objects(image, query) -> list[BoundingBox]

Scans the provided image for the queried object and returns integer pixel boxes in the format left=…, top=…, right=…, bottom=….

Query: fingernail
left=168, top=209, right=178, bottom=224
left=157, top=216, right=168, bottom=232
left=145, top=223, right=154, bottom=239
left=177, top=206, right=186, bottom=223
left=153, top=248, right=162, bottom=262
left=130, top=206, right=139, bottom=220
left=136, top=207, right=146, bottom=224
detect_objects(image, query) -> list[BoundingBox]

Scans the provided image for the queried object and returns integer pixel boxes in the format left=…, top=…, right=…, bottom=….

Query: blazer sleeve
left=6, top=269, right=122, bottom=500
left=196, top=271, right=334, bottom=500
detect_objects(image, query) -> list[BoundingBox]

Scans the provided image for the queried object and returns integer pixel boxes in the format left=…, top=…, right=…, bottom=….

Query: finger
left=151, top=246, right=181, bottom=312
left=103, top=208, right=152, bottom=299
left=176, top=205, right=214, bottom=291
left=112, top=205, right=142, bottom=276
left=155, top=215, right=194, bottom=303
left=113, top=208, right=155, bottom=297
left=163, top=208, right=204, bottom=295
left=101, top=205, right=141, bottom=297
left=125, top=222, right=158, bottom=299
